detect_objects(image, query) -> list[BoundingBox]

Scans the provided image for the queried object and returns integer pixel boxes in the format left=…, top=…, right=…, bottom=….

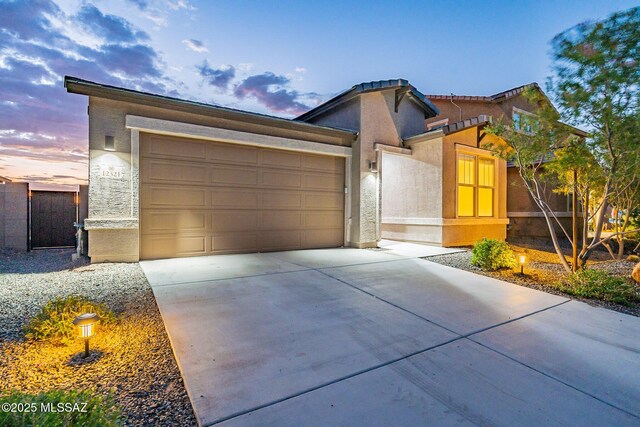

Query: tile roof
left=296, top=79, right=439, bottom=121
left=426, top=83, right=541, bottom=103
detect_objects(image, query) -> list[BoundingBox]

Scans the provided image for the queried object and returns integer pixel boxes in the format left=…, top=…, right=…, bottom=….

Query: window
left=457, top=154, right=475, bottom=217
left=457, top=154, right=495, bottom=217
left=512, top=108, right=538, bottom=134
left=478, top=159, right=494, bottom=216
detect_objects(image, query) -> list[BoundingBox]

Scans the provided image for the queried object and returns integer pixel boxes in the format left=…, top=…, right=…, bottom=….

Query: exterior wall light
left=73, top=313, right=100, bottom=358
left=368, top=160, right=378, bottom=173
left=518, top=253, right=528, bottom=275
left=104, top=135, right=115, bottom=151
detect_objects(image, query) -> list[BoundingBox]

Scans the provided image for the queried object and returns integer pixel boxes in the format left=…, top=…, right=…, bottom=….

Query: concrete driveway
left=140, top=248, right=640, bottom=426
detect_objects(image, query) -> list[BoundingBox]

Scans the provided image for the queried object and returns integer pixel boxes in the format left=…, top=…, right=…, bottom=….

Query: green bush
left=558, top=269, right=640, bottom=306
left=470, top=238, right=518, bottom=271
left=0, top=390, right=121, bottom=427
left=24, top=295, right=116, bottom=345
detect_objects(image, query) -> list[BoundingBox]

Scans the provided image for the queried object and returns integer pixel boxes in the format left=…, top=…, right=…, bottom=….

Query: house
left=65, top=77, right=509, bottom=262
left=426, top=84, right=588, bottom=239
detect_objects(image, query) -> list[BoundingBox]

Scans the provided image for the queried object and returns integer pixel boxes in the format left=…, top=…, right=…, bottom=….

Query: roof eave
left=64, top=76, right=357, bottom=140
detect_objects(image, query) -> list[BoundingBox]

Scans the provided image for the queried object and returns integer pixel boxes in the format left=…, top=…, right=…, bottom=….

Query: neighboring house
left=0, top=179, right=88, bottom=251
left=0, top=177, right=28, bottom=251
left=65, top=77, right=510, bottom=262
left=426, top=84, right=588, bottom=239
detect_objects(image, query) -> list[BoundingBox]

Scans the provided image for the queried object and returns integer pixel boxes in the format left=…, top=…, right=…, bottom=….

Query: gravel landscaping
left=424, top=243, right=640, bottom=317
left=0, top=248, right=196, bottom=426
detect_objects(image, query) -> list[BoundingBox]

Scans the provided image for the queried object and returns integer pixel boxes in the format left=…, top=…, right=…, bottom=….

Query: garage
left=140, top=133, right=346, bottom=259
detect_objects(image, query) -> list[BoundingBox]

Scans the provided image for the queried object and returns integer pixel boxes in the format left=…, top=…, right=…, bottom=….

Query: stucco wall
left=0, top=182, right=28, bottom=250
left=380, top=141, right=444, bottom=244
left=306, top=89, right=429, bottom=248
left=426, top=100, right=502, bottom=127
left=310, top=98, right=361, bottom=131
left=381, top=142, right=443, bottom=220
left=85, top=97, right=356, bottom=261
left=443, top=223, right=506, bottom=247
left=426, top=95, right=538, bottom=128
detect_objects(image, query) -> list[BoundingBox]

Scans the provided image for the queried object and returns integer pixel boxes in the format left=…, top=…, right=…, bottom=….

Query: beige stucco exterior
left=80, top=92, right=355, bottom=262
left=68, top=77, right=510, bottom=261
left=381, top=126, right=508, bottom=247
left=426, top=87, right=583, bottom=240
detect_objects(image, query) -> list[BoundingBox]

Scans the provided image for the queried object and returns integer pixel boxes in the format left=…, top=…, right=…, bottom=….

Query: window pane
left=478, top=188, right=493, bottom=217
left=458, top=154, right=475, bottom=185
left=458, top=185, right=474, bottom=217
left=513, top=113, right=521, bottom=130
left=479, top=159, right=494, bottom=187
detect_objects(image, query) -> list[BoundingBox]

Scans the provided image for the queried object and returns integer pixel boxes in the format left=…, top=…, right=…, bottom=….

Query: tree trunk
left=572, top=170, right=578, bottom=272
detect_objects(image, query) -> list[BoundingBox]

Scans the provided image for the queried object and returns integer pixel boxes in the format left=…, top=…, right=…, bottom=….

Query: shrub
left=470, top=238, right=518, bottom=271
left=558, top=269, right=640, bottom=306
left=0, top=390, right=122, bottom=427
left=24, top=295, right=116, bottom=345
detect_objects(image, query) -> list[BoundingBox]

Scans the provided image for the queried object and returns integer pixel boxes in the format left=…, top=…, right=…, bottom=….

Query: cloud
left=126, top=0, right=149, bottom=10
left=182, top=38, right=208, bottom=53
left=0, top=0, right=173, bottom=183
left=197, top=61, right=235, bottom=89
left=76, top=4, right=149, bottom=43
left=91, top=44, right=163, bottom=78
left=0, top=0, right=65, bottom=44
left=233, top=72, right=311, bottom=115
left=167, top=0, right=195, bottom=11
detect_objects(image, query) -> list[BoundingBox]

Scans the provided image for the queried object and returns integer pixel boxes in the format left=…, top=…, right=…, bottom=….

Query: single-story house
left=425, top=84, right=588, bottom=239
left=65, top=77, right=509, bottom=262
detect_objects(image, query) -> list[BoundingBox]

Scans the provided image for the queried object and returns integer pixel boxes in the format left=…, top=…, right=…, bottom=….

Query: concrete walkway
left=140, top=248, right=640, bottom=426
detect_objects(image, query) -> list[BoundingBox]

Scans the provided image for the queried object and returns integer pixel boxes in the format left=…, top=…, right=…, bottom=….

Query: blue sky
left=0, top=0, right=637, bottom=186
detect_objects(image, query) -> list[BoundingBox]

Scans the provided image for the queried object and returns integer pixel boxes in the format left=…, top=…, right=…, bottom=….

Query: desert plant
left=471, top=238, right=518, bottom=271
left=0, top=389, right=122, bottom=427
left=558, top=269, right=640, bottom=306
left=24, top=295, right=116, bottom=345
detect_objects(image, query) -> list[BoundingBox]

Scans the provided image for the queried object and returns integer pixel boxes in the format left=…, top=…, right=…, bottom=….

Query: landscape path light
left=73, top=313, right=100, bottom=358
left=518, top=253, right=528, bottom=275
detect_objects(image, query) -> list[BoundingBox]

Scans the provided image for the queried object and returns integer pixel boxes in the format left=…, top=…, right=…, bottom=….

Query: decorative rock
left=633, top=262, right=640, bottom=284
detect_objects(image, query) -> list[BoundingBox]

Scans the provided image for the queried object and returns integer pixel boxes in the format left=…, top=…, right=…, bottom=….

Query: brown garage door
left=140, top=133, right=345, bottom=259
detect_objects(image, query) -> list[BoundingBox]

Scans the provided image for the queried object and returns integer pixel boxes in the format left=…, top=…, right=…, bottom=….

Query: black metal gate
left=30, top=191, right=78, bottom=248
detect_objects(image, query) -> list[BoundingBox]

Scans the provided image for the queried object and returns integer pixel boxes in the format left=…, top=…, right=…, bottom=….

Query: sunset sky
left=0, top=0, right=636, bottom=187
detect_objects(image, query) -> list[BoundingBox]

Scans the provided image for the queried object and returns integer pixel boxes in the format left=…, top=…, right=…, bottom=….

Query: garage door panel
left=304, top=212, right=343, bottom=228
left=141, top=235, right=207, bottom=259
left=212, top=211, right=259, bottom=232
left=140, top=133, right=344, bottom=259
left=143, top=187, right=207, bottom=208
left=207, top=143, right=258, bottom=165
left=211, top=191, right=259, bottom=209
left=303, top=229, right=344, bottom=248
left=262, top=192, right=302, bottom=209
left=303, top=173, right=343, bottom=191
left=262, top=211, right=302, bottom=230
left=304, top=193, right=343, bottom=210
left=261, top=171, right=302, bottom=189
left=303, top=154, right=344, bottom=172
left=212, top=233, right=258, bottom=252
left=212, top=167, right=259, bottom=186
left=141, top=210, right=208, bottom=234
left=261, top=150, right=301, bottom=169
left=144, top=134, right=206, bottom=160
left=259, top=230, right=302, bottom=251
left=143, top=159, right=207, bottom=184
